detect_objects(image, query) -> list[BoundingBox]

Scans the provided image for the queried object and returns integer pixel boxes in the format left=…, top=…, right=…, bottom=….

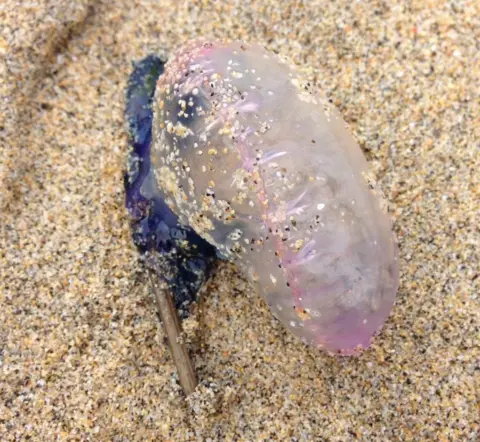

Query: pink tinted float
left=151, top=40, right=399, bottom=354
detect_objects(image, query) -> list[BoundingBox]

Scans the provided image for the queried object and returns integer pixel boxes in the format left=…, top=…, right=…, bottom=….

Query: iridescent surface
left=124, top=55, right=217, bottom=318
left=150, top=40, right=399, bottom=354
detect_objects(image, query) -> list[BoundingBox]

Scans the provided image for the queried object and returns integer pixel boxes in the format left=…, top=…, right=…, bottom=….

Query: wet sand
left=1, top=1, right=478, bottom=440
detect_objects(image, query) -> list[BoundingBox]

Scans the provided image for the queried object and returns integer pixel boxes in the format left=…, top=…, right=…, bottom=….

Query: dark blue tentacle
left=124, top=55, right=217, bottom=318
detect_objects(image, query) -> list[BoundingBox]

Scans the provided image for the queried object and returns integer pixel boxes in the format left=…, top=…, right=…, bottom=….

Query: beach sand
left=1, top=1, right=478, bottom=440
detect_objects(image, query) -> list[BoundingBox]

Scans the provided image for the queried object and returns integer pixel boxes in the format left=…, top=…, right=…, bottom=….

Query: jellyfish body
left=148, top=40, right=399, bottom=354
left=125, top=54, right=218, bottom=318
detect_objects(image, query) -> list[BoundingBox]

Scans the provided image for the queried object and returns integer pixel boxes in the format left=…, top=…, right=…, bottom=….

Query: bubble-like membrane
left=149, top=40, right=399, bottom=354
